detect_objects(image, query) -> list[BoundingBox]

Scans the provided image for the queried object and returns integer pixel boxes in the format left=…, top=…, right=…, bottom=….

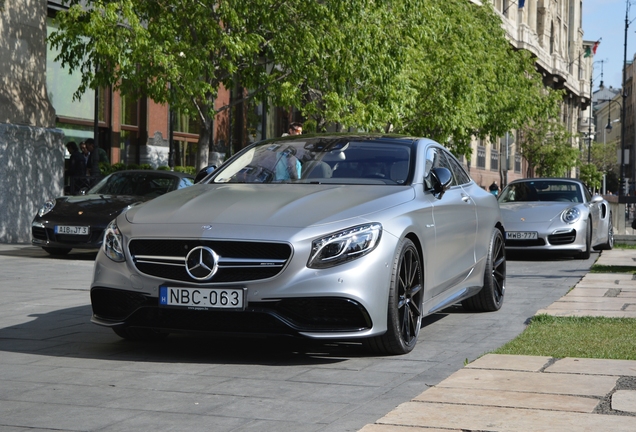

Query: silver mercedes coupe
left=90, top=134, right=506, bottom=355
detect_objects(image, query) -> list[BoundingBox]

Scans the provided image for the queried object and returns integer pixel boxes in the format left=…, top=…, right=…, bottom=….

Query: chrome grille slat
left=129, top=239, right=292, bottom=283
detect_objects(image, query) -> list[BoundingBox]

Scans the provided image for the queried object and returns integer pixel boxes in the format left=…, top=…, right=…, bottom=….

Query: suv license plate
left=159, top=286, right=245, bottom=310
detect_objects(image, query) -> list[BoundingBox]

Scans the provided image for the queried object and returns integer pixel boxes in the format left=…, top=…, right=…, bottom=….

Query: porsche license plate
left=506, top=231, right=538, bottom=240
left=159, top=286, right=245, bottom=310
left=55, top=225, right=89, bottom=235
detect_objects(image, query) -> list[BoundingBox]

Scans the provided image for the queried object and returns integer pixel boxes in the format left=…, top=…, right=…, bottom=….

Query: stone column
left=0, top=0, right=64, bottom=243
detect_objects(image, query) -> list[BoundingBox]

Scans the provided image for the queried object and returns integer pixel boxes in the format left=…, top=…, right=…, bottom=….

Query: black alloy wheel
left=365, top=238, right=423, bottom=355
left=462, top=228, right=506, bottom=312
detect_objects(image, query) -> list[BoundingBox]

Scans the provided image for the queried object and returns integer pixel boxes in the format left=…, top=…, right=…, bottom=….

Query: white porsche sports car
left=498, top=178, right=613, bottom=259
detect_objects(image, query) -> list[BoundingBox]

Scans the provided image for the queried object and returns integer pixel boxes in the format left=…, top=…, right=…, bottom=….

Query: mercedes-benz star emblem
left=185, top=246, right=219, bottom=281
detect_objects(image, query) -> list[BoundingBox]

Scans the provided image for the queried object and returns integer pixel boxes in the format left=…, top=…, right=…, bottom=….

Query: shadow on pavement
left=0, top=245, right=98, bottom=261
left=0, top=303, right=453, bottom=365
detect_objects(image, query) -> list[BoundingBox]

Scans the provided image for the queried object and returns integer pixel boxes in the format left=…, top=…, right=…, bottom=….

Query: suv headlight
left=308, top=223, right=382, bottom=269
left=37, top=199, right=56, bottom=217
left=103, top=219, right=125, bottom=262
left=562, top=207, right=581, bottom=224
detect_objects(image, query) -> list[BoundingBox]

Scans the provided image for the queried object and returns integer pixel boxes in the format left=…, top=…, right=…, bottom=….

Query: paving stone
left=611, top=390, right=636, bottom=413
left=546, top=298, right=632, bottom=308
left=537, top=309, right=636, bottom=318
left=545, top=358, right=636, bottom=377
left=436, top=368, right=617, bottom=397
left=465, top=353, right=550, bottom=372
left=374, top=401, right=636, bottom=432
left=413, top=387, right=599, bottom=413
left=359, top=425, right=452, bottom=432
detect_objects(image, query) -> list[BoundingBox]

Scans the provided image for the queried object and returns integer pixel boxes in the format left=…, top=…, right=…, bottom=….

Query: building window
left=490, top=147, right=499, bottom=171
left=477, top=145, right=486, bottom=169
left=121, top=93, right=138, bottom=126
left=515, top=154, right=522, bottom=173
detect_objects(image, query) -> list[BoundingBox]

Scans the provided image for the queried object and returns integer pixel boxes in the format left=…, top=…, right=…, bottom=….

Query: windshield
left=499, top=180, right=582, bottom=203
left=88, top=172, right=186, bottom=197
left=212, top=137, right=412, bottom=185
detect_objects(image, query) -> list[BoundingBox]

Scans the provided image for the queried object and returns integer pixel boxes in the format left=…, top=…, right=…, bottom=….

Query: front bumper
left=32, top=221, right=104, bottom=250
left=91, top=287, right=372, bottom=336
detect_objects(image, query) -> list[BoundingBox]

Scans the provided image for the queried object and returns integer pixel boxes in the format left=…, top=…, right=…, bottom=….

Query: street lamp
left=619, top=0, right=636, bottom=200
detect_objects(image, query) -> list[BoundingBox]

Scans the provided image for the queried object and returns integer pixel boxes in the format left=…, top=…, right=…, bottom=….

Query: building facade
left=466, top=0, right=591, bottom=189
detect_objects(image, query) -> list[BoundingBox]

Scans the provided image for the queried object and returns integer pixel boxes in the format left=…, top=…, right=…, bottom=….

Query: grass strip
left=492, top=314, right=636, bottom=360
left=590, top=264, right=636, bottom=274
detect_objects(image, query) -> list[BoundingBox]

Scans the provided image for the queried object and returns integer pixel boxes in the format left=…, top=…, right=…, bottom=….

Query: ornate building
left=466, top=0, right=592, bottom=189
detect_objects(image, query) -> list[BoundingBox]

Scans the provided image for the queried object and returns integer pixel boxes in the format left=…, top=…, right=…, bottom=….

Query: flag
left=519, top=0, right=526, bottom=7
left=584, top=40, right=600, bottom=58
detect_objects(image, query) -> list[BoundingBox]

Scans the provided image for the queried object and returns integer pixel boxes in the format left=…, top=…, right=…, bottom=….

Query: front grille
left=505, top=238, right=546, bottom=247
left=128, top=239, right=292, bottom=283
left=91, top=287, right=371, bottom=333
left=32, top=226, right=47, bottom=241
left=548, top=229, right=577, bottom=245
left=32, top=227, right=104, bottom=245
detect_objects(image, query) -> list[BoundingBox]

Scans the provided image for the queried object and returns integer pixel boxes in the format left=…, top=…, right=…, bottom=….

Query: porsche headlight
left=37, top=199, right=56, bottom=217
left=308, top=223, right=382, bottom=269
left=103, top=219, right=125, bottom=262
left=562, top=207, right=581, bottom=224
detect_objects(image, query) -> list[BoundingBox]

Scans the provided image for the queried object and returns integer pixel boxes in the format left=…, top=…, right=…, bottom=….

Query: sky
left=584, top=0, right=632, bottom=91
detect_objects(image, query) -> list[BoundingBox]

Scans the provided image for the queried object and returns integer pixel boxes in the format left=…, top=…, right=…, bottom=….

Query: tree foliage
left=578, top=163, right=603, bottom=191
left=518, top=118, right=579, bottom=178
left=49, top=0, right=564, bottom=169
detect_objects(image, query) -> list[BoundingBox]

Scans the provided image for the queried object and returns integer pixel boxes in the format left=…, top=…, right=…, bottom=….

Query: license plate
left=506, top=231, right=538, bottom=240
left=55, top=225, right=89, bottom=235
left=159, top=286, right=245, bottom=310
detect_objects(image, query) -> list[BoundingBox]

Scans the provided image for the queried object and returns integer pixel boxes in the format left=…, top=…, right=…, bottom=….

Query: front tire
left=577, top=220, right=592, bottom=259
left=596, top=215, right=614, bottom=251
left=462, top=228, right=505, bottom=312
left=365, top=238, right=423, bottom=355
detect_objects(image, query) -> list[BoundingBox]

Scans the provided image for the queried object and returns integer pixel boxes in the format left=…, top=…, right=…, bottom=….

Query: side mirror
left=590, top=194, right=604, bottom=204
left=430, top=167, right=453, bottom=199
left=195, top=165, right=217, bottom=183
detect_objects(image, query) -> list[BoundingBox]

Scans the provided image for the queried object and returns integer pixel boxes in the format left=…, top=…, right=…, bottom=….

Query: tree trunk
left=195, top=116, right=213, bottom=171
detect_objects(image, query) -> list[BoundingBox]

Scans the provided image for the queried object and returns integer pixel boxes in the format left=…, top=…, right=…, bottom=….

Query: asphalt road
left=0, top=244, right=596, bottom=432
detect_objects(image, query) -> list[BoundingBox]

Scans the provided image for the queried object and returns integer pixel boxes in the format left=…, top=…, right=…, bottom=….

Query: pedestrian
left=282, top=122, right=303, bottom=136
left=79, top=141, right=89, bottom=166
left=84, top=138, right=101, bottom=183
left=96, top=141, right=109, bottom=165
left=489, top=181, right=499, bottom=196
left=65, top=141, right=87, bottom=194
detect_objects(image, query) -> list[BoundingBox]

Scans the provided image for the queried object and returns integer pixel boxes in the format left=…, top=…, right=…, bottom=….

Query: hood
left=125, top=184, right=415, bottom=228
left=499, top=202, right=574, bottom=223
left=52, top=194, right=146, bottom=219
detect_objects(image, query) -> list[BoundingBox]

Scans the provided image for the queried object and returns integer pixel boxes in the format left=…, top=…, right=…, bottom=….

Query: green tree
left=579, top=163, right=603, bottom=191
left=518, top=118, right=579, bottom=178
left=49, top=0, right=563, bottom=168
left=387, top=0, right=562, bottom=158
left=49, top=0, right=375, bottom=169
left=589, top=138, right=620, bottom=193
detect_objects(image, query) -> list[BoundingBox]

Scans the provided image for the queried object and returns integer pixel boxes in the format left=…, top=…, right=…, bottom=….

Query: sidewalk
left=359, top=248, right=636, bottom=431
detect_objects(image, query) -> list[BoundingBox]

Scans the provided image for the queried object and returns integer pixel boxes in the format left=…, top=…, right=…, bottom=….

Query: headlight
left=562, top=207, right=581, bottom=224
left=308, top=223, right=382, bottom=269
left=37, top=199, right=56, bottom=217
left=103, top=219, right=125, bottom=262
